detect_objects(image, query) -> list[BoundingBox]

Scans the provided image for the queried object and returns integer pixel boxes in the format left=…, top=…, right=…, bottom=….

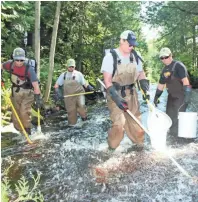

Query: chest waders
left=63, top=75, right=87, bottom=125
left=107, top=52, right=144, bottom=149
left=166, top=62, right=188, bottom=136
left=9, top=62, right=34, bottom=136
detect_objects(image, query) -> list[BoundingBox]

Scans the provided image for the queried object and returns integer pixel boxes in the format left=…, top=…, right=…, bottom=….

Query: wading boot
left=81, top=117, right=87, bottom=121
left=24, top=128, right=31, bottom=136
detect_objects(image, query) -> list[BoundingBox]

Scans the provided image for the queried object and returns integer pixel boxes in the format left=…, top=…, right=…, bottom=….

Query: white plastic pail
left=147, top=108, right=172, bottom=151
left=178, top=112, right=198, bottom=138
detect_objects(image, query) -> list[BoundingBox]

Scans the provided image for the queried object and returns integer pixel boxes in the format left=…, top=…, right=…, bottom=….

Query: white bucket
left=178, top=112, right=198, bottom=138
left=147, top=108, right=172, bottom=151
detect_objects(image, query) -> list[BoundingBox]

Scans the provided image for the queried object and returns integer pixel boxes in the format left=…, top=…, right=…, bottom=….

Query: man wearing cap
left=101, top=30, right=150, bottom=150
left=54, top=58, right=94, bottom=125
left=1, top=47, right=42, bottom=136
left=154, top=47, right=191, bottom=138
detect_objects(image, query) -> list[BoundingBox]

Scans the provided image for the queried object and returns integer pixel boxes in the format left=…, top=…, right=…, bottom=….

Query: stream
left=1, top=85, right=198, bottom=202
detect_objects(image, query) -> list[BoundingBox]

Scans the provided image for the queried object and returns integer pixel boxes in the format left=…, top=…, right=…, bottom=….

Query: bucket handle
left=178, top=102, right=198, bottom=113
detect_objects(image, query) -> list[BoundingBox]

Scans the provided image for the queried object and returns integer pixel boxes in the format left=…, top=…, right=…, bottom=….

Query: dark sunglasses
left=15, top=60, right=24, bottom=62
left=160, top=56, right=169, bottom=60
left=68, top=66, right=75, bottom=68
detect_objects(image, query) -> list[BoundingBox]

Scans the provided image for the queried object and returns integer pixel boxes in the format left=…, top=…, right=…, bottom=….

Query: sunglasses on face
left=15, top=60, right=24, bottom=62
left=160, top=56, right=169, bottom=60
left=68, top=66, right=74, bottom=68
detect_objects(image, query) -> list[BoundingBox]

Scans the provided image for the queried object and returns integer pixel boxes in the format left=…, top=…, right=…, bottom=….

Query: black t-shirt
left=159, top=60, right=188, bottom=84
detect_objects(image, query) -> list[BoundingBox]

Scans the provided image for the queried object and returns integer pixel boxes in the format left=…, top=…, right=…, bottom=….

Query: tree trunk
left=44, top=1, right=61, bottom=102
left=192, top=25, right=196, bottom=70
left=35, top=1, right=40, bottom=80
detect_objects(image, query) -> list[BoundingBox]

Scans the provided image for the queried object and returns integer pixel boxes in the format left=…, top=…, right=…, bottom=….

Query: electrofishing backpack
left=9, top=58, right=38, bottom=90
left=110, top=49, right=144, bottom=78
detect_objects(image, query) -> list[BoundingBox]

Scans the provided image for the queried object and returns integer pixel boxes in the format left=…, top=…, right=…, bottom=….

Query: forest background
left=1, top=1, right=198, bottom=103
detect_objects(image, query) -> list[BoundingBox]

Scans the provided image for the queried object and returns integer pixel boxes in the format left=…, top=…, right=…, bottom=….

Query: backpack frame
left=110, top=49, right=144, bottom=78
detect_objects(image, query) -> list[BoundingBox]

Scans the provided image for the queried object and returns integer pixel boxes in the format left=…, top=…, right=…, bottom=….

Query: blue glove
left=86, top=84, right=94, bottom=92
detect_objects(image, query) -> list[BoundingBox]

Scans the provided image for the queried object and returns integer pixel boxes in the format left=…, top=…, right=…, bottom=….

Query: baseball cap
left=66, top=59, right=76, bottom=67
left=13, top=48, right=26, bottom=60
left=159, top=47, right=172, bottom=58
left=120, top=30, right=138, bottom=46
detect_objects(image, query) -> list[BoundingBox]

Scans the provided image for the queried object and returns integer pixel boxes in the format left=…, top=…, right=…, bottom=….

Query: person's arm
left=181, top=77, right=190, bottom=86
left=32, top=81, right=40, bottom=94
left=101, top=53, right=114, bottom=88
left=103, top=71, right=113, bottom=88
left=157, top=83, right=165, bottom=91
left=54, top=83, right=59, bottom=89
left=137, top=70, right=147, bottom=80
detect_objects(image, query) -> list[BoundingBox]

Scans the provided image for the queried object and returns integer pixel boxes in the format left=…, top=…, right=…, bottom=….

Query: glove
left=54, top=88, right=63, bottom=101
left=154, top=89, right=163, bottom=107
left=139, top=79, right=150, bottom=101
left=1, top=70, right=4, bottom=87
left=1, top=80, right=4, bottom=87
left=86, top=84, right=94, bottom=92
left=183, top=85, right=192, bottom=104
left=107, top=85, right=128, bottom=111
left=34, top=94, right=43, bottom=109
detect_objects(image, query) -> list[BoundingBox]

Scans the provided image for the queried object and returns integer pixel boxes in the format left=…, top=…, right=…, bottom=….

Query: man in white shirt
left=101, top=30, right=150, bottom=150
left=54, top=58, right=93, bottom=125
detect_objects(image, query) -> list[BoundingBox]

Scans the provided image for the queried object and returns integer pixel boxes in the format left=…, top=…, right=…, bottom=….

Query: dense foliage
left=143, top=1, right=198, bottom=86
left=1, top=1, right=198, bottom=93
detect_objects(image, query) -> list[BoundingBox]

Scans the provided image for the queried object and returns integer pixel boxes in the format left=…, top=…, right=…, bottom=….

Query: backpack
left=9, top=58, right=37, bottom=89
left=27, top=58, right=37, bottom=74
left=110, top=49, right=144, bottom=78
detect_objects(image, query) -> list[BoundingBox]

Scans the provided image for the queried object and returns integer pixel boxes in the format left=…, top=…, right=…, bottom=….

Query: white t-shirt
left=101, top=48, right=143, bottom=74
left=55, top=70, right=86, bottom=86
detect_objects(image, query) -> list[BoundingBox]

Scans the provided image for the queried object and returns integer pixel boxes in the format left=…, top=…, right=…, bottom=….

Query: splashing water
left=1, top=86, right=198, bottom=201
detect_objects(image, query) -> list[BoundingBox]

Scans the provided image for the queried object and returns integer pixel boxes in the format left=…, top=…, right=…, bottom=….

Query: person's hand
left=183, top=85, right=192, bottom=104
left=1, top=70, right=4, bottom=87
left=107, top=85, right=128, bottom=111
left=142, top=92, right=150, bottom=101
left=86, top=84, right=94, bottom=92
left=154, top=96, right=160, bottom=107
left=139, top=79, right=150, bottom=101
left=54, top=88, right=63, bottom=101
left=34, top=94, right=43, bottom=109
left=153, top=89, right=163, bottom=107
left=1, top=80, right=4, bottom=87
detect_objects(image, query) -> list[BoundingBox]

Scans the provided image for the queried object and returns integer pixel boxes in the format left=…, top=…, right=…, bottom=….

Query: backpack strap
left=172, top=61, right=190, bottom=82
left=9, top=60, right=14, bottom=82
left=172, top=61, right=178, bottom=73
left=131, top=49, right=144, bottom=64
left=110, top=49, right=120, bottom=78
left=63, top=72, right=67, bottom=80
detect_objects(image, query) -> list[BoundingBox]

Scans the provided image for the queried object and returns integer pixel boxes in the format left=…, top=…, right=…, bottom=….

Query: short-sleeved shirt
left=2, top=60, right=38, bottom=82
left=101, top=48, right=143, bottom=74
left=55, top=70, right=86, bottom=86
left=159, top=60, right=188, bottom=84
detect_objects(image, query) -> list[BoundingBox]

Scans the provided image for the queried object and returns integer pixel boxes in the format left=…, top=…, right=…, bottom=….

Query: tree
left=44, top=1, right=61, bottom=102
left=35, top=1, right=41, bottom=80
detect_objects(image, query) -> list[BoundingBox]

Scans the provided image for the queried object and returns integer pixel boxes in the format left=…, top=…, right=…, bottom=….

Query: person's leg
left=123, top=90, right=144, bottom=144
left=107, top=95, right=125, bottom=149
left=10, top=89, right=28, bottom=132
left=76, top=95, right=87, bottom=120
left=167, top=94, right=186, bottom=137
left=20, top=89, right=34, bottom=135
left=64, top=97, right=78, bottom=125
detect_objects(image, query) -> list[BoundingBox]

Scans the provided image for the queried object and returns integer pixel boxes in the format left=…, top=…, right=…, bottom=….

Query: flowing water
left=1, top=86, right=198, bottom=202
